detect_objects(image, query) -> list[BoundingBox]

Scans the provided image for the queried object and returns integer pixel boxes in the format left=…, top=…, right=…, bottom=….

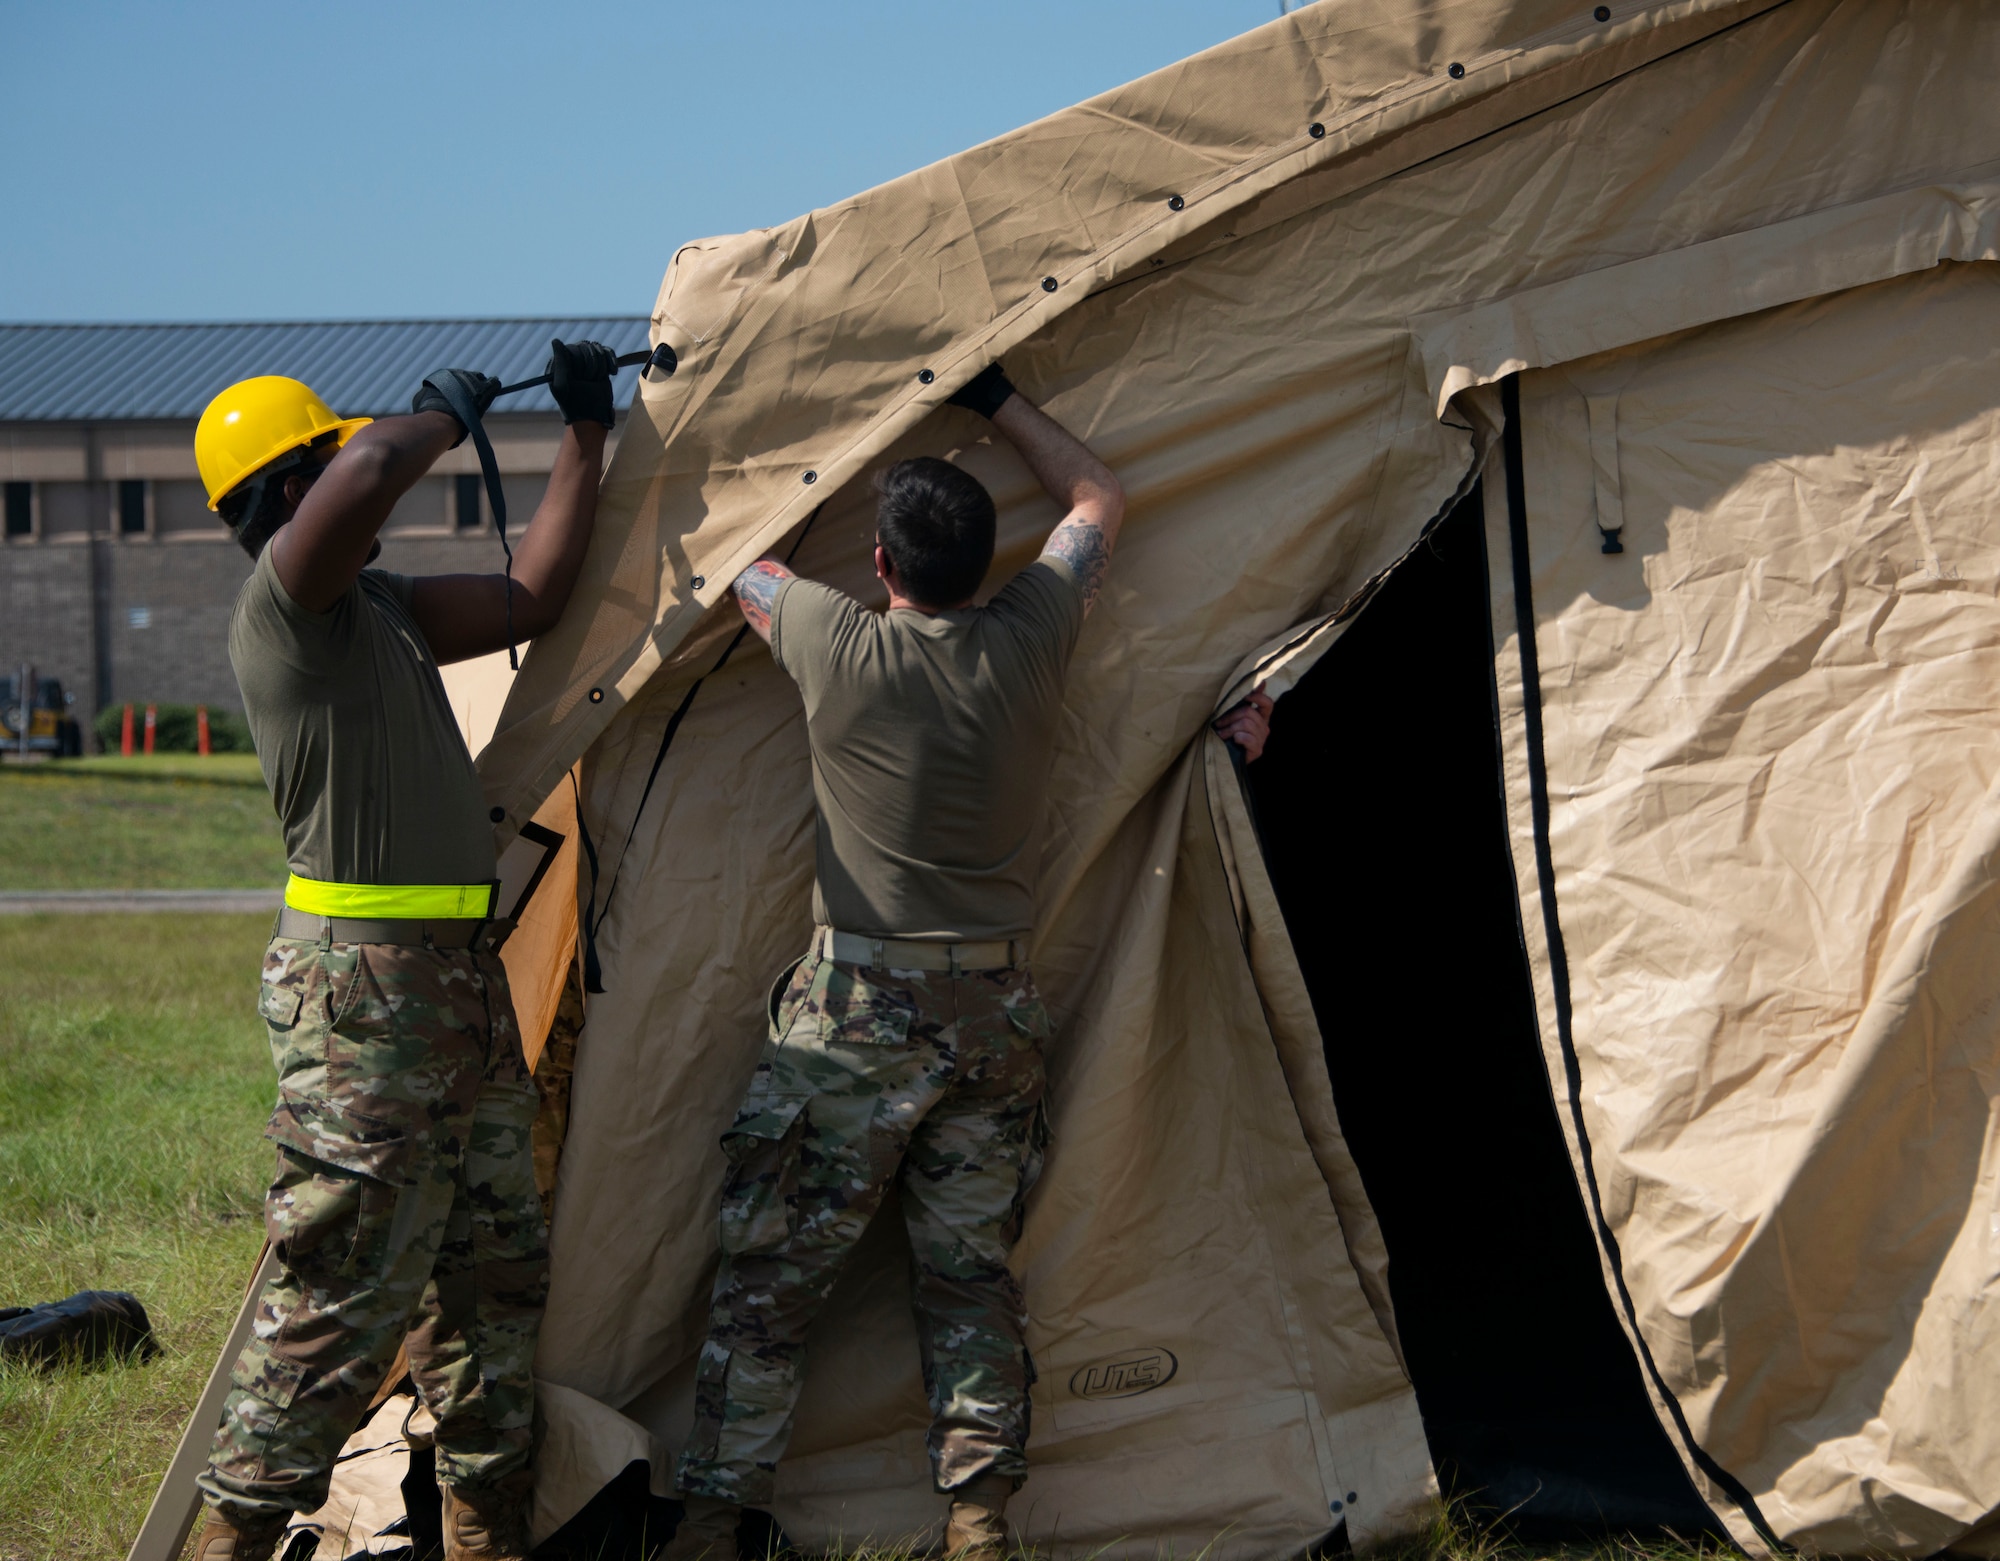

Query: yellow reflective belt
left=284, top=875, right=494, bottom=920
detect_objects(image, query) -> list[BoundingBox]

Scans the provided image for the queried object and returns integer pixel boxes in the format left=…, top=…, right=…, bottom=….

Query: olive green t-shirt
left=770, top=557, right=1086, bottom=941
left=229, top=545, right=495, bottom=888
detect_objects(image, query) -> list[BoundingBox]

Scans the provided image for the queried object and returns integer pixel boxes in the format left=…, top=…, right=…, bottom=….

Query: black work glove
left=411, top=369, right=503, bottom=447
left=547, top=338, right=619, bottom=429
left=946, top=362, right=1017, bottom=420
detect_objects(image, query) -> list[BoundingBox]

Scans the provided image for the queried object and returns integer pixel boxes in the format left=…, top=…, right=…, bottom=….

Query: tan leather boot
left=944, top=1472, right=1014, bottom=1561
left=441, top=1470, right=534, bottom=1560
left=658, top=1495, right=742, bottom=1561
left=191, top=1508, right=289, bottom=1561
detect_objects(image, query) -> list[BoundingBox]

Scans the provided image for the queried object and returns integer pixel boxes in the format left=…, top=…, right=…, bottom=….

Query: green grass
left=1370, top=1502, right=1730, bottom=1561
left=0, top=763, right=284, bottom=891
left=0, top=912, right=1734, bottom=1561
left=0, top=914, right=272, bottom=1561
left=50, top=755, right=266, bottom=785
left=0, top=804, right=1728, bottom=1561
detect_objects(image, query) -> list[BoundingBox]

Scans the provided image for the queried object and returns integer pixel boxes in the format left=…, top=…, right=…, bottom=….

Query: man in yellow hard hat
left=187, top=343, right=619, bottom=1561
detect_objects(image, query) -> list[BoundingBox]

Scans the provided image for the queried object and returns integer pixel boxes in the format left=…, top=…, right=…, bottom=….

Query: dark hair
left=874, top=457, right=997, bottom=607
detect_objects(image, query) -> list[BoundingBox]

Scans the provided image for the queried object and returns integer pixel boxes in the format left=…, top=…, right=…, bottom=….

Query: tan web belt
left=817, top=926, right=1023, bottom=973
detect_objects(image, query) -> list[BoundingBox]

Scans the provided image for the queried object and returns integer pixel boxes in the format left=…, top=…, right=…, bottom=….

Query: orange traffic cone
left=120, top=703, right=134, bottom=757
left=197, top=706, right=211, bottom=757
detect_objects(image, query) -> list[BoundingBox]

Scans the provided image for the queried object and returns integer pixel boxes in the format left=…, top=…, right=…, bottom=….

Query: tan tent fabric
left=500, top=776, right=580, bottom=1074
left=283, top=1395, right=432, bottom=1559
left=446, top=1, right=2000, bottom=1555
left=475, top=0, right=1786, bottom=834
left=1489, top=259, right=2000, bottom=1557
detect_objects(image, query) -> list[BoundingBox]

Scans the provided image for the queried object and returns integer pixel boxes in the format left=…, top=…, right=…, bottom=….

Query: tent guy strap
left=432, top=343, right=678, bottom=670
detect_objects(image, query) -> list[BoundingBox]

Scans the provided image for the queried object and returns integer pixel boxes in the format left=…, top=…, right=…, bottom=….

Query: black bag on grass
left=0, top=1290, right=159, bottom=1367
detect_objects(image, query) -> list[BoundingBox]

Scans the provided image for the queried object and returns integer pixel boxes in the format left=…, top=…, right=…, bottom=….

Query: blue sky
left=2, top=3, right=1277, bottom=322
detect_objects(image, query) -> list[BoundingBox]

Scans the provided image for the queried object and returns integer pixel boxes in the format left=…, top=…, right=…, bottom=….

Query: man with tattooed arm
left=662, top=363, right=1121, bottom=1560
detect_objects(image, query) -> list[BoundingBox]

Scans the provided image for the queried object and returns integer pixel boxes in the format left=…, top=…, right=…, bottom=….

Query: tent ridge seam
left=1423, top=174, right=2000, bottom=412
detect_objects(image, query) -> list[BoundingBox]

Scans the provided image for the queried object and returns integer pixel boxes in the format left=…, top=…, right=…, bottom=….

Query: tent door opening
left=1244, top=484, right=1714, bottom=1536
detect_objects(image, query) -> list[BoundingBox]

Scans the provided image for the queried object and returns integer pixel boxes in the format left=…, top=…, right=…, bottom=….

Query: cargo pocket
left=718, top=1091, right=810, bottom=1256
left=264, top=1091, right=414, bottom=1280
left=257, top=978, right=304, bottom=1030
left=266, top=1091, right=412, bottom=1184
left=685, top=1338, right=800, bottom=1468
left=227, top=1342, right=308, bottom=1415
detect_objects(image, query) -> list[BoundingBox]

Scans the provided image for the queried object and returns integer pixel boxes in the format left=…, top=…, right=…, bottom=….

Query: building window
left=3, top=482, right=29, bottom=538
left=118, top=479, right=147, bottom=535
left=454, top=474, right=484, bottom=530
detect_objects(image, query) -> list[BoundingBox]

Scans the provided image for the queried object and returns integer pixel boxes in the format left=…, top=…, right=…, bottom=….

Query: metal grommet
left=1041, top=276, right=1058, bottom=293
left=803, top=470, right=817, bottom=484
left=1448, top=61, right=1466, bottom=78
left=1346, top=1492, right=1359, bottom=1505
left=1167, top=194, right=1185, bottom=211
left=588, top=688, right=604, bottom=703
left=917, top=368, right=935, bottom=384
left=1330, top=1501, right=1345, bottom=1514
left=1594, top=4, right=1611, bottom=18
left=1308, top=121, right=1325, bottom=138
left=691, top=574, right=705, bottom=590
left=489, top=806, right=505, bottom=823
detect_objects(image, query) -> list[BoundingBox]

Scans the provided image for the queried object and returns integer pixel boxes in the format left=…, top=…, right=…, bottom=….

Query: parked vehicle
left=0, top=672, right=84, bottom=757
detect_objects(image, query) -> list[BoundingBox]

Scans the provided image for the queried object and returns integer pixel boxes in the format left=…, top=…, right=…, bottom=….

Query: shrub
left=89, top=703, right=254, bottom=755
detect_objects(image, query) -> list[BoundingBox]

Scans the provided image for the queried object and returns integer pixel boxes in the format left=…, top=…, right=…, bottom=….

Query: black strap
left=568, top=768, right=606, bottom=988
left=428, top=375, right=518, bottom=670
left=1499, top=374, right=1782, bottom=1551
left=577, top=506, right=824, bottom=993
left=581, top=621, right=749, bottom=993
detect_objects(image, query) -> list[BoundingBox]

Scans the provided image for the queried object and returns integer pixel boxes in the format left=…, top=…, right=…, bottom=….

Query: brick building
left=0, top=318, right=648, bottom=737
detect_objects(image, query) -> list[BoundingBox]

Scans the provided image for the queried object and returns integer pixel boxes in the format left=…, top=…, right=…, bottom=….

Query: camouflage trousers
left=676, top=947, right=1051, bottom=1507
left=198, top=935, right=549, bottom=1526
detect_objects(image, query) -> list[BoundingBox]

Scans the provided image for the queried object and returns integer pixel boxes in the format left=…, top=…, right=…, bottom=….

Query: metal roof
left=0, top=317, right=654, bottom=421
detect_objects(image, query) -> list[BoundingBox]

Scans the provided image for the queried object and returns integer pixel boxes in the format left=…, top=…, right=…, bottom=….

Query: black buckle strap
left=274, top=906, right=485, bottom=947
left=426, top=373, right=518, bottom=670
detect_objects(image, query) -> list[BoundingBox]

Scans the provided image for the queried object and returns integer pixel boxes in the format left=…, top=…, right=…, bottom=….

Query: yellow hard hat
left=194, top=376, right=371, bottom=510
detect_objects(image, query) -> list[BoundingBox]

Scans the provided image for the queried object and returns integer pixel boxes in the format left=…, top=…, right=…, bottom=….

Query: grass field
left=0, top=775, right=1726, bottom=1561
left=0, top=759, right=284, bottom=891
left=0, top=913, right=272, bottom=1561
left=52, top=755, right=266, bottom=784
left=0, top=877, right=1720, bottom=1560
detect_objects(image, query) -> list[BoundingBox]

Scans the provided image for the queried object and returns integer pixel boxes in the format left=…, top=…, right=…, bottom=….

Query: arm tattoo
left=732, top=557, right=794, bottom=640
left=1045, top=516, right=1112, bottom=614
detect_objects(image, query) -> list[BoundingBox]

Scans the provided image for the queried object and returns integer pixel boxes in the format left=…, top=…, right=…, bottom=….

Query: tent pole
left=125, top=1243, right=279, bottom=1561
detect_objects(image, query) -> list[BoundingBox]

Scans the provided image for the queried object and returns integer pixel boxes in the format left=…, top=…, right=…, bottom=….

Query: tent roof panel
left=479, top=0, right=1781, bottom=828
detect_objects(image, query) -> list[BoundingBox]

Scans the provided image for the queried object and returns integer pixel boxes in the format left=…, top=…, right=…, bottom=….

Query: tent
left=131, top=3, right=2000, bottom=1557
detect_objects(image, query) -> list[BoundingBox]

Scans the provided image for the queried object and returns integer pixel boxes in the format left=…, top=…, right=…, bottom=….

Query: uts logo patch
left=1067, top=1348, right=1179, bottom=1401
